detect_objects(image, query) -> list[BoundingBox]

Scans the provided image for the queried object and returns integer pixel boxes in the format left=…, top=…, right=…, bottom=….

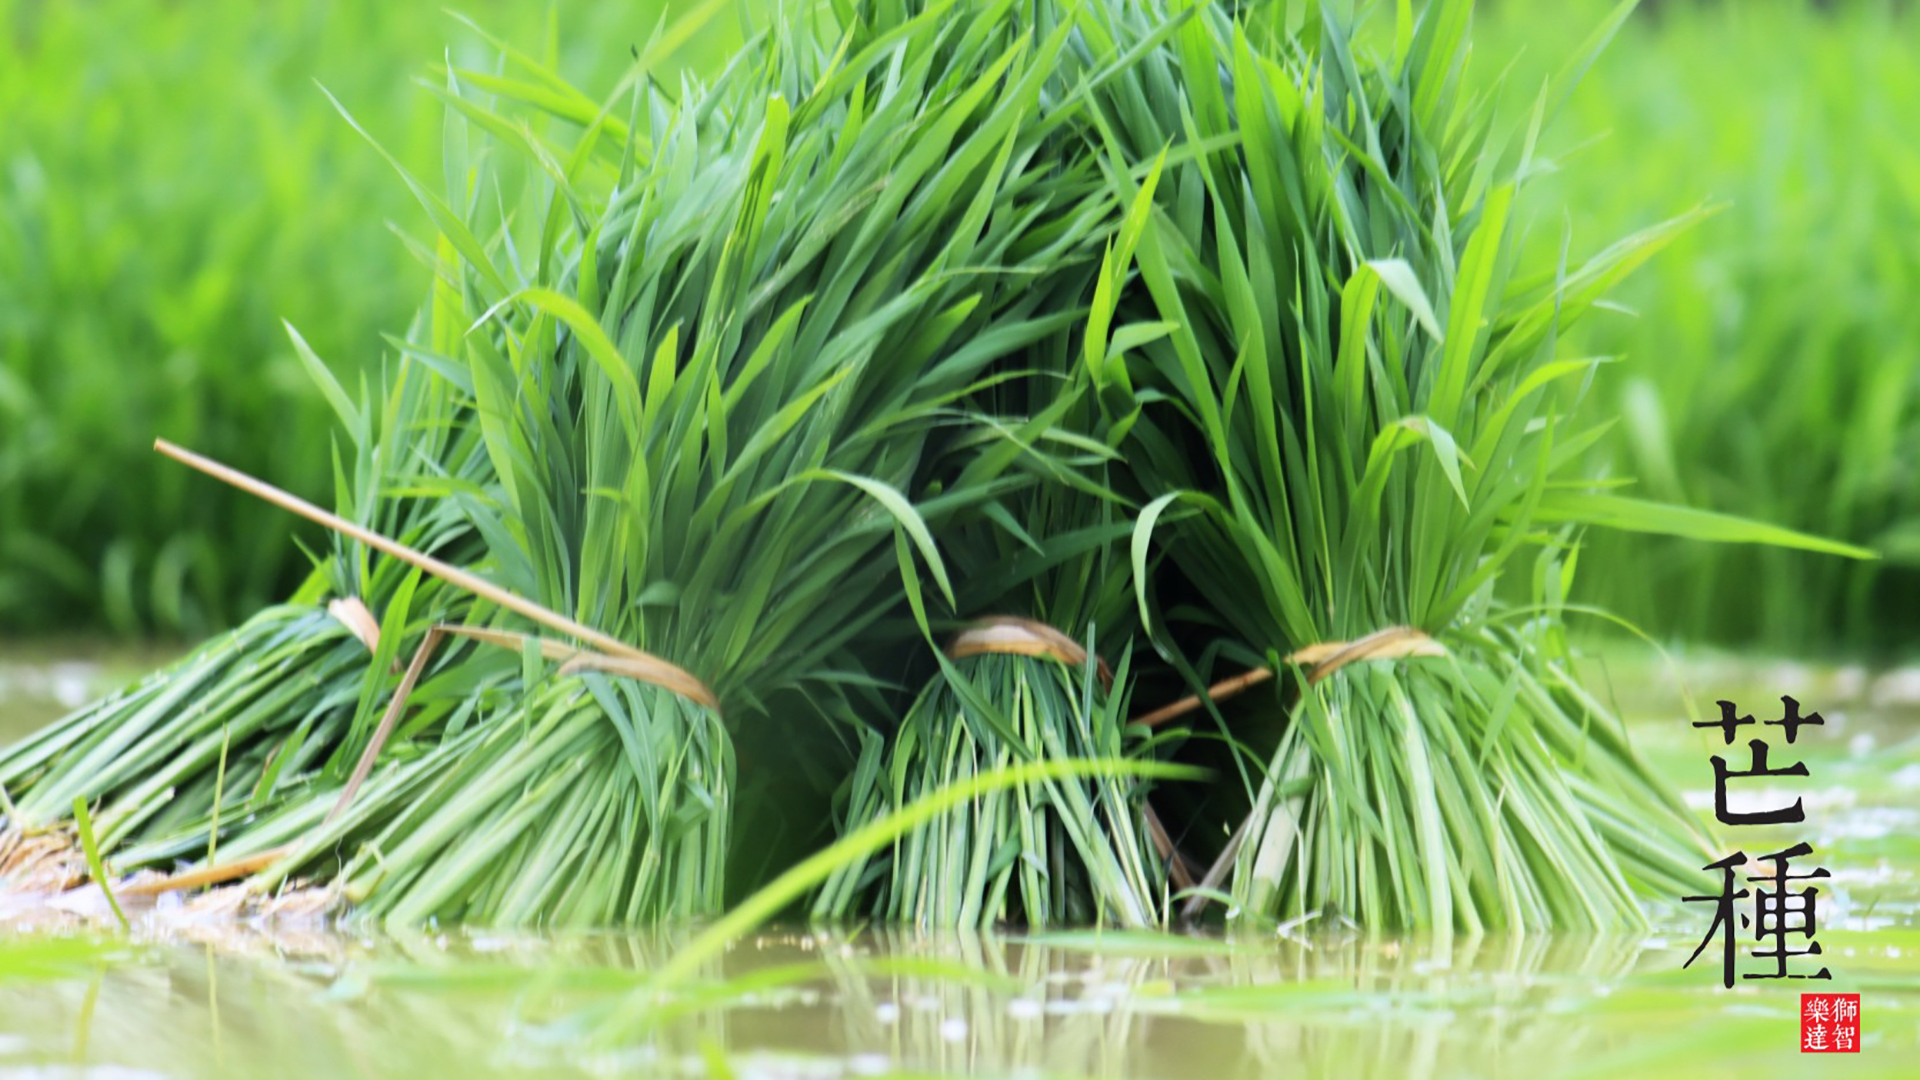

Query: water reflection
left=795, top=929, right=1670, bottom=1079
left=9, top=921, right=1904, bottom=1079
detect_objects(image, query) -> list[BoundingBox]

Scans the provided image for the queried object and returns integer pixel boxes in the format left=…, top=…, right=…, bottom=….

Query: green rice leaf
left=72, top=797, right=129, bottom=932
left=1532, top=492, right=1880, bottom=559
left=284, top=321, right=367, bottom=448
left=1366, top=259, right=1445, bottom=345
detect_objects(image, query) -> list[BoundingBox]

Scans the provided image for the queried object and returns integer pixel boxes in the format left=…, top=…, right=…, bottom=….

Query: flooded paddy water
left=1, top=648, right=1915, bottom=1079
left=0, top=645, right=179, bottom=747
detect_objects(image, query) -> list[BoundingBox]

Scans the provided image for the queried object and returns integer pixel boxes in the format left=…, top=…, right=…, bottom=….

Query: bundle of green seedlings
left=3, top=0, right=1170, bottom=926
left=808, top=0, right=1293, bottom=930
left=0, top=284, right=495, bottom=901
left=814, top=431, right=1174, bottom=928
left=1078, top=0, right=1869, bottom=930
left=5, top=0, right=1866, bottom=935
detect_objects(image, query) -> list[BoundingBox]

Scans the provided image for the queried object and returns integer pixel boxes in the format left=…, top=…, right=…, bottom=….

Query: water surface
left=1, top=649, right=1914, bottom=1078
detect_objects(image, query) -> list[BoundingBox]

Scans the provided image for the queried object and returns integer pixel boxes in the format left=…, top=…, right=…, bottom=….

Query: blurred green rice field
left=1480, top=0, right=1920, bottom=654
left=0, top=0, right=739, bottom=635
left=5, top=0, right=1919, bottom=653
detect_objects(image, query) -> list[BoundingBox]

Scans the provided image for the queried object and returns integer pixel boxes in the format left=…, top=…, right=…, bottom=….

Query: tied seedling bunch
left=2, top=0, right=1160, bottom=925
left=1091, top=0, right=1867, bottom=929
left=0, top=351, right=490, bottom=905
left=280, top=0, right=1186, bottom=925
left=814, top=386, right=1173, bottom=928
left=0, top=0, right=1869, bottom=932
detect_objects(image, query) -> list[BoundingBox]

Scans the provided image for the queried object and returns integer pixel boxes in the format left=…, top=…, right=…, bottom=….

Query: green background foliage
left=1479, top=0, right=1920, bottom=652
left=5, top=0, right=1915, bottom=657
left=0, top=0, right=740, bottom=635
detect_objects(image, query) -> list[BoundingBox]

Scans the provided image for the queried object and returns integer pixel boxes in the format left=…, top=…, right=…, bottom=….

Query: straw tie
left=147, top=438, right=723, bottom=893
left=1139, top=625, right=1446, bottom=919
left=942, top=616, right=1197, bottom=889
left=155, top=439, right=718, bottom=704
left=1290, top=625, right=1447, bottom=683
left=156, top=439, right=681, bottom=669
left=944, top=615, right=1113, bottom=686
left=326, top=597, right=381, bottom=654
left=1133, top=625, right=1445, bottom=728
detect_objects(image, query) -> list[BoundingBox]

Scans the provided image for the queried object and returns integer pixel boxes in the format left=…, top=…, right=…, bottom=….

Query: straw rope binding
left=326, top=597, right=381, bottom=654
left=941, top=616, right=1195, bottom=887
left=1134, top=625, right=1445, bottom=728
left=137, top=439, right=725, bottom=899
left=1150, top=625, right=1446, bottom=919
left=944, top=615, right=1114, bottom=686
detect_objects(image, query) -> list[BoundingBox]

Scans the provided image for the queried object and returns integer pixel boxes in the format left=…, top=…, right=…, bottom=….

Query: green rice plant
left=0, top=0, right=738, bottom=634
left=4, top=0, right=1186, bottom=925
left=814, top=387, right=1178, bottom=927
left=0, top=239, right=501, bottom=891
left=275, top=674, right=736, bottom=925
left=609, top=754, right=1200, bottom=1033
left=1080, top=0, right=1869, bottom=930
left=801, top=39, right=1226, bottom=916
left=1478, top=0, right=1920, bottom=652
left=816, top=635, right=1170, bottom=928
left=0, top=605, right=370, bottom=841
left=0, top=373, right=494, bottom=893
left=12, top=0, right=1867, bottom=937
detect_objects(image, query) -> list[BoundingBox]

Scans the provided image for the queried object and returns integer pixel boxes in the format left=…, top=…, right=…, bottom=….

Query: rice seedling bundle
left=814, top=466, right=1174, bottom=927
left=1076, top=0, right=1867, bottom=930
left=300, top=0, right=1182, bottom=926
left=6, top=0, right=1865, bottom=935
left=5, top=0, right=1167, bottom=925
left=805, top=0, right=1245, bottom=920
left=811, top=0, right=1305, bottom=932
left=0, top=350, right=492, bottom=897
